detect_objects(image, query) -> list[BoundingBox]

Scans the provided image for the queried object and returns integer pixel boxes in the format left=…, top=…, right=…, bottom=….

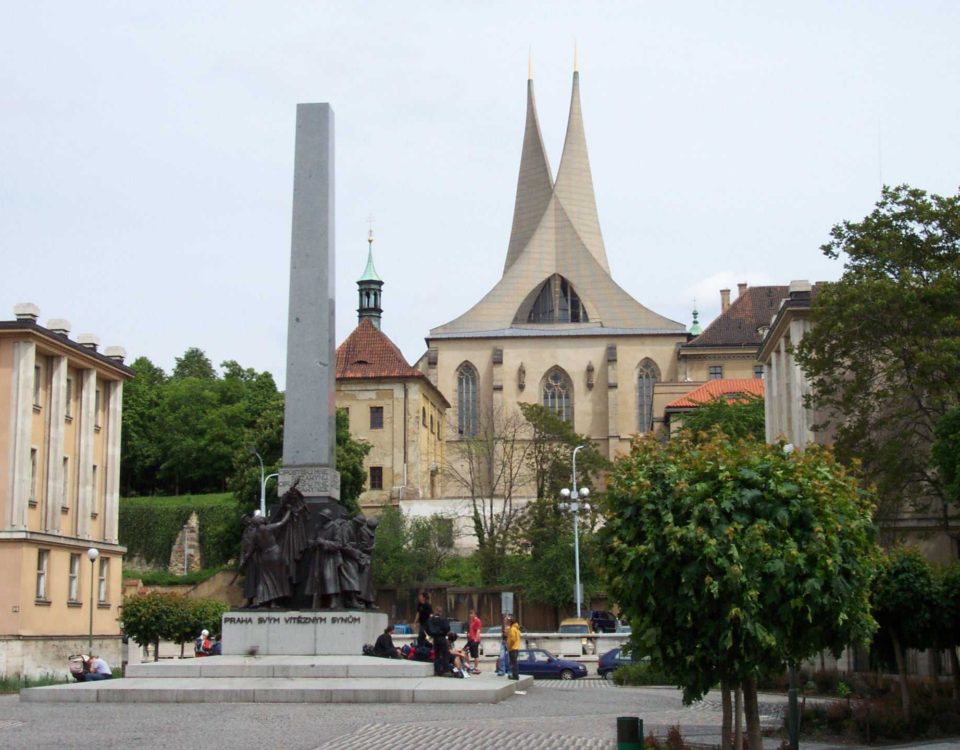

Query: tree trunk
left=890, top=630, right=911, bottom=719
left=743, top=676, right=763, bottom=750
left=721, top=679, right=732, bottom=750
left=950, top=647, right=960, bottom=706
left=734, top=684, right=744, bottom=750
left=154, top=638, right=160, bottom=662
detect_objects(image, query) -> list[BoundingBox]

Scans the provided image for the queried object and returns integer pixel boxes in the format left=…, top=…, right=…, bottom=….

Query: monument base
left=221, top=610, right=386, bottom=656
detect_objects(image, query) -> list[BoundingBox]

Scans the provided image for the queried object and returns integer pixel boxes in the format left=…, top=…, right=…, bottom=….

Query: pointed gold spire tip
left=528, top=47, right=533, bottom=80
left=573, top=41, right=579, bottom=72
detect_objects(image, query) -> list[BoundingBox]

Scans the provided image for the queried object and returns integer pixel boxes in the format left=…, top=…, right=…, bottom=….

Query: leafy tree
left=445, top=409, right=531, bottom=584
left=371, top=506, right=457, bottom=586
left=795, top=185, right=960, bottom=521
left=936, top=561, right=960, bottom=706
left=336, top=408, right=370, bottom=515
left=872, top=547, right=940, bottom=719
left=601, top=432, right=878, bottom=749
left=119, top=591, right=186, bottom=661
left=679, top=394, right=765, bottom=443
left=120, top=356, right=168, bottom=496
left=933, top=407, right=960, bottom=507
left=515, top=403, right=608, bottom=609
left=172, top=347, right=217, bottom=380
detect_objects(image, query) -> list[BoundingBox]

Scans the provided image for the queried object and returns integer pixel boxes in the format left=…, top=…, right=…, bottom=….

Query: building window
left=369, top=466, right=383, bottom=490
left=68, top=553, right=80, bottom=602
left=430, top=413, right=434, bottom=433
left=754, top=364, right=764, bottom=379
left=525, top=274, right=589, bottom=323
left=65, top=376, right=73, bottom=418
left=98, top=557, right=109, bottom=603
left=708, top=365, right=723, bottom=380
left=422, top=407, right=427, bottom=427
left=638, top=359, right=660, bottom=433
left=30, top=448, right=38, bottom=506
left=369, top=406, right=383, bottom=430
left=542, top=368, right=573, bottom=422
left=457, top=363, right=479, bottom=436
left=62, top=457, right=70, bottom=508
left=36, top=549, right=49, bottom=600
left=33, top=364, right=42, bottom=407
left=95, top=388, right=102, bottom=429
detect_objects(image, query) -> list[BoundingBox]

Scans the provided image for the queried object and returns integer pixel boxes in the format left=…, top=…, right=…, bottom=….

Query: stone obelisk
left=279, top=103, right=340, bottom=503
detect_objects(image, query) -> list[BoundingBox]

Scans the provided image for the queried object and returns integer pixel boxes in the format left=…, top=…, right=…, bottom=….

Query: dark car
left=597, top=646, right=635, bottom=680
left=588, top=609, right=619, bottom=633
left=516, top=648, right=588, bottom=680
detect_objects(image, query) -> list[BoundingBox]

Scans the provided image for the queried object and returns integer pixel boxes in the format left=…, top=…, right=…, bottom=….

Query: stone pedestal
left=221, top=610, right=386, bottom=656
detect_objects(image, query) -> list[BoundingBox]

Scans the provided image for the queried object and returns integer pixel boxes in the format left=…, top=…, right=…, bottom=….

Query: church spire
left=553, top=66, right=609, bottom=274
left=357, top=229, right=384, bottom=329
left=503, top=63, right=554, bottom=273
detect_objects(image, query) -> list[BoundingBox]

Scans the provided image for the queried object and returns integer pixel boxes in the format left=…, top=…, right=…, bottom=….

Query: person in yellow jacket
left=506, top=616, right=522, bottom=680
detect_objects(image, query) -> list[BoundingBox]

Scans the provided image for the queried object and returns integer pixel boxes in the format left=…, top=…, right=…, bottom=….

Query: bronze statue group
left=237, top=483, right=378, bottom=610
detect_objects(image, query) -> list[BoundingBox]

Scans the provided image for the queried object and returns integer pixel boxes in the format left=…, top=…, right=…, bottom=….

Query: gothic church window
left=638, top=359, right=660, bottom=433
left=542, top=367, right=573, bottom=422
left=526, top=274, right=589, bottom=323
left=457, top=363, right=479, bottom=436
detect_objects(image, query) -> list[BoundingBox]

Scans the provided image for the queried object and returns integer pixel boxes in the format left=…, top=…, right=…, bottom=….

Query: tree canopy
left=679, top=395, right=765, bottom=443
left=795, top=185, right=960, bottom=519
left=601, top=432, right=878, bottom=744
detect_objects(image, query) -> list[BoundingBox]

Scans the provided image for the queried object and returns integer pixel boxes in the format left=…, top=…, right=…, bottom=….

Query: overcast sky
left=3, top=2, right=958, bottom=388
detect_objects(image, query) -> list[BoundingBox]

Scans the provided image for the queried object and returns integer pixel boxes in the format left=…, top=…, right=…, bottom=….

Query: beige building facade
left=0, top=304, right=133, bottom=678
left=336, top=243, right=449, bottom=512
left=422, top=68, right=690, bottom=477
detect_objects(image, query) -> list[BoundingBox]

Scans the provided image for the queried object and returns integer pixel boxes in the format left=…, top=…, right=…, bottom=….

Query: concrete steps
left=20, top=656, right=533, bottom=704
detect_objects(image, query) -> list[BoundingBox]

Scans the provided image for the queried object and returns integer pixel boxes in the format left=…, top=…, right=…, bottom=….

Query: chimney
left=47, top=319, right=72, bottom=336
left=788, top=280, right=812, bottom=299
left=105, top=346, right=127, bottom=363
left=720, top=289, right=731, bottom=312
left=13, top=303, right=40, bottom=321
left=737, top=282, right=748, bottom=298
left=76, top=334, right=100, bottom=351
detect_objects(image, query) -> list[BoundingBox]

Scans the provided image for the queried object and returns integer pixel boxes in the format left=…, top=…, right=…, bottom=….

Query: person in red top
left=466, top=609, right=482, bottom=674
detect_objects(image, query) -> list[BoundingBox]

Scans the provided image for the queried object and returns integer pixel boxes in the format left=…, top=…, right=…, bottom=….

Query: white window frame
left=36, top=549, right=49, bottom=600
left=68, top=553, right=80, bottom=601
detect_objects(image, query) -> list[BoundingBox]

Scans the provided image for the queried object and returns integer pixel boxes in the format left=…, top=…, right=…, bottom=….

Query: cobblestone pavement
left=0, top=683, right=850, bottom=750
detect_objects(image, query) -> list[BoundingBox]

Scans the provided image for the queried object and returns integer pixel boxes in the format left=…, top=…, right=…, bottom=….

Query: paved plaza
left=0, top=678, right=886, bottom=750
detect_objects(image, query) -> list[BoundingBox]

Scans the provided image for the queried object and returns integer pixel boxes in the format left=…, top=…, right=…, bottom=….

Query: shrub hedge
left=119, top=493, right=242, bottom=568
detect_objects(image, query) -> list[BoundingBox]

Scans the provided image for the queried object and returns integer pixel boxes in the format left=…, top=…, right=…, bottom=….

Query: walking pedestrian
left=496, top=613, right=510, bottom=676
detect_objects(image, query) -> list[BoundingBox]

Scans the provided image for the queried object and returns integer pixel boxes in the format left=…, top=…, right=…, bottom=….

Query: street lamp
left=86, top=547, right=99, bottom=653
left=560, top=444, right=590, bottom=618
left=249, top=447, right=279, bottom=517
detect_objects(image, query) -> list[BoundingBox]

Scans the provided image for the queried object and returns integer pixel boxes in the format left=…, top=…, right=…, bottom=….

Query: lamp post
left=249, top=447, right=279, bottom=517
left=782, top=443, right=799, bottom=750
left=560, top=444, right=590, bottom=618
left=86, top=547, right=99, bottom=653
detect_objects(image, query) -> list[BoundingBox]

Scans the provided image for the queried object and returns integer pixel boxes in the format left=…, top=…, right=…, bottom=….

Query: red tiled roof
left=336, top=319, right=425, bottom=380
left=665, top=378, right=765, bottom=409
left=685, top=286, right=789, bottom=348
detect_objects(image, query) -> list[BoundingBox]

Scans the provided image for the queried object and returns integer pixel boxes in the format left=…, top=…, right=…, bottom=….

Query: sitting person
left=83, top=655, right=113, bottom=681
left=373, top=625, right=401, bottom=659
left=194, top=629, right=213, bottom=657
left=446, top=632, right=470, bottom=676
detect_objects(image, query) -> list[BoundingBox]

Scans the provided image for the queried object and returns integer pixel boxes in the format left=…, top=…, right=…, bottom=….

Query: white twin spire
left=503, top=58, right=609, bottom=275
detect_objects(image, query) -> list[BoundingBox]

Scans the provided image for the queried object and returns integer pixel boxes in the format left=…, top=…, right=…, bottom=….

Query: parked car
left=393, top=623, right=413, bottom=635
left=516, top=648, right=588, bottom=680
left=558, top=617, right=596, bottom=655
left=588, top=609, right=619, bottom=633
left=597, top=646, right=635, bottom=680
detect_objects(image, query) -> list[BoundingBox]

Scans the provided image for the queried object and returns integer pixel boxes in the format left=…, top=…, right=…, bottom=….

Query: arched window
left=456, top=363, right=479, bottom=436
left=542, top=367, right=573, bottom=422
left=637, top=359, right=660, bottom=433
left=526, top=274, right=589, bottom=323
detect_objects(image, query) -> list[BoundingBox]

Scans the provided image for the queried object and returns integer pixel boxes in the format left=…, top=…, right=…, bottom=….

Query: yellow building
left=0, top=303, right=132, bottom=678
left=336, top=239, right=449, bottom=512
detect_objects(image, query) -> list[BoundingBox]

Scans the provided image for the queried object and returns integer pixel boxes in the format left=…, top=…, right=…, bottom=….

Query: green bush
left=119, top=493, right=242, bottom=568
left=0, top=673, right=70, bottom=693
left=612, top=660, right=673, bottom=687
left=120, top=591, right=228, bottom=658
